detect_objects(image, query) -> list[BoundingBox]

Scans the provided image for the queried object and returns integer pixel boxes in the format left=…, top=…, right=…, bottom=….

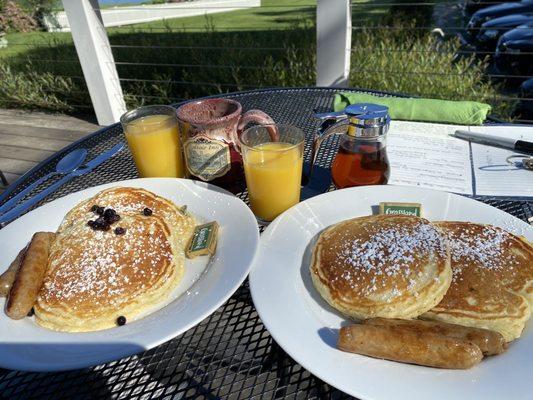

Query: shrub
left=109, top=20, right=316, bottom=108
left=349, top=26, right=516, bottom=118
left=0, top=63, right=89, bottom=112
left=0, top=1, right=38, bottom=33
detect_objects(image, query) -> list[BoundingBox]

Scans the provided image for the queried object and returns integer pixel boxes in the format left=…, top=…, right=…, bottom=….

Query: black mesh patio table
left=0, top=88, right=531, bottom=400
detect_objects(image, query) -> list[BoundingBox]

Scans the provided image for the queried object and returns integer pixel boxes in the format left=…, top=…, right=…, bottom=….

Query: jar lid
left=345, top=103, right=390, bottom=138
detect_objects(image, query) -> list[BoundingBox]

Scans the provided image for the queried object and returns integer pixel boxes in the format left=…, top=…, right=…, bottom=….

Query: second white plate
left=250, top=185, right=533, bottom=400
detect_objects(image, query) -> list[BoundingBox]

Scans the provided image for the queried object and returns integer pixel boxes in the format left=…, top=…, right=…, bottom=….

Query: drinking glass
left=120, top=105, right=185, bottom=178
left=241, top=124, right=305, bottom=224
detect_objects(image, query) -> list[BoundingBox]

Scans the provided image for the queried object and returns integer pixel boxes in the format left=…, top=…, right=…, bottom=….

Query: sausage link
left=338, top=324, right=483, bottom=369
left=364, top=318, right=506, bottom=356
left=5, top=232, right=54, bottom=319
left=0, top=247, right=27, bottom=297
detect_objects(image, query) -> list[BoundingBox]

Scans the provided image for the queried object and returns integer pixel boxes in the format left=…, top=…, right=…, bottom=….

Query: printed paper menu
left=385, top=121, right=533, bottom=197
left=387, top=122, right=473, bottom=195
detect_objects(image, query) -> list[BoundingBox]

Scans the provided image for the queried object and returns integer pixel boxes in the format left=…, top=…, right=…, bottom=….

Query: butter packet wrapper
left=379, top=202, right=422, bottom=217
left=186, top=221, right=219, bottom=259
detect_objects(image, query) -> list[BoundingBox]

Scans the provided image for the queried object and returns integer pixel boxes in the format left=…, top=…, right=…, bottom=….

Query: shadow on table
left=299, top=228, right=358, bottom=351
left=135, top=280, right=299, bottom=398
left=302, top=163, right=332, bottom=200
left=0, top=342, right=146, bottom=398
left=478, top=164, right=521, bottom=171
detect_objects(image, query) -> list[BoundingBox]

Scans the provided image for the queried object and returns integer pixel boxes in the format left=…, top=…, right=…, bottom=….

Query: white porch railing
left=316, top=0, right=351, bottom=87
left=63, top=0, right=126, bottom=126
left=62, top=0, right=352, bottom=125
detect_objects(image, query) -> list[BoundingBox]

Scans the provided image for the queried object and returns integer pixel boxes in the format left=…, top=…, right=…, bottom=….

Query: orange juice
left=124, top=114, right=185, bottom=178
left=243, top=142, right=303, bottom=221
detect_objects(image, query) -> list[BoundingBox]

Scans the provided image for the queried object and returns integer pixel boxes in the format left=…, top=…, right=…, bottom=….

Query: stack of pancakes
left=35, top=187, right=196, bottom=332
left=311, top=215, right=533, bottom=342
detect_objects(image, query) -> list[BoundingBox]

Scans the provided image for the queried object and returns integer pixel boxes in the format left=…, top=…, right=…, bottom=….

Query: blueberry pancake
left=35, top=187, right=196, bottom=332
left=58, top=187, right=195, bottom=249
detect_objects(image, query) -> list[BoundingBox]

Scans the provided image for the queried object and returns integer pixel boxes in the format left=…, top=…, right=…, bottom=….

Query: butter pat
left=186, top=221, right=219, bottom=258
left=379, top=202, right=422, bottom=217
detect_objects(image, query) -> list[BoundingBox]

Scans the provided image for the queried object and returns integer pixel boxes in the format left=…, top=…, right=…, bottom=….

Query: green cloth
left=333, top=92, right=491, bottom=125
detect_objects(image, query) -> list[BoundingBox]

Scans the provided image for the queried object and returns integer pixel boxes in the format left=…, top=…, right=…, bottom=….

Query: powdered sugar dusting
left=339, top=222, right=445, bottom=275
left=41, top=215, right=174, bottom=308
left=328, top=220, right=446, bottom=298
left=444, top=225, right=520, bottom=282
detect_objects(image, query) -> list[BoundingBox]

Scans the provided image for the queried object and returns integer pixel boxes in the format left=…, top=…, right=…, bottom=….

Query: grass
left=1, top=0, right=317, bottom=58
left=2, top=0, right=392, bottom=58
left=114, top=0, right=317, bottom=31
left=0, top=0, right=517, bottom=119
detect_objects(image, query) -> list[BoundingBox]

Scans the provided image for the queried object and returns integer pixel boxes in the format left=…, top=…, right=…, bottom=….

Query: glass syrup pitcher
left=311, top=103, right=391, bottom=189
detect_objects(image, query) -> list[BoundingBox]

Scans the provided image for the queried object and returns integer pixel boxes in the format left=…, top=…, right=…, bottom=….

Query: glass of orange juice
left=120, top=105, right=185, bottom=178
left=241, top=124, right=305, bottom=224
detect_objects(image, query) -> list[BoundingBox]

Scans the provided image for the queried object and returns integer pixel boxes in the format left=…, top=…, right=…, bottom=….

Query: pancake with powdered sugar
left=310, top=215, right=452, bottom=320
left=35, top=187, right=196, bottom=332
left=423, top=222, right=533, bottom=342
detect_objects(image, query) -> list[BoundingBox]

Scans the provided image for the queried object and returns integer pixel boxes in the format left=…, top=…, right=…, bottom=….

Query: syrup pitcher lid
left=345, top=103, right=390, bottom=138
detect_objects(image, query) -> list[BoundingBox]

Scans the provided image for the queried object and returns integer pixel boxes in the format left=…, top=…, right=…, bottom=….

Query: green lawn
left=113, top=0, right=317, bottom=31
left=2, top=0, right=395, bottom=58
left=2, top=1, right=318, bottom=58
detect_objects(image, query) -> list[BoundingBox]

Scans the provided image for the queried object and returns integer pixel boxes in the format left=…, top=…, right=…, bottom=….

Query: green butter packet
left=379, top=202, right=422, bottom=217
left=186, top=221, right=219, bottom=258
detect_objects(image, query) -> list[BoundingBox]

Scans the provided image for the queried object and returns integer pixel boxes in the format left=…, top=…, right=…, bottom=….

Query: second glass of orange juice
left=241, top=124, right=304, bottom=223
left=120, top=105, right=185, bottom=178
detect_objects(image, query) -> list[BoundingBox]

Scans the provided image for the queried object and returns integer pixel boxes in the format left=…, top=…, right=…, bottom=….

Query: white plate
left=0, top=178, right=259, bottom=372
left=250, top=185, right=533, bottom=400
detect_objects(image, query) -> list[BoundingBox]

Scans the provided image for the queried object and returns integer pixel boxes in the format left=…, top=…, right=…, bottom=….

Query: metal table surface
left=0, top=87, right=532, bottom=400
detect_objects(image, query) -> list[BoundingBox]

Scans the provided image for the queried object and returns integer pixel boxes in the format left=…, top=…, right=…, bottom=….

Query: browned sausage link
left=364, top=318, right=506, bottom=356
left=0, top=247, right=27, bottom=297
left=5, top=232, right=54, bottom=319
left=338, top=324, right=483, bottom=369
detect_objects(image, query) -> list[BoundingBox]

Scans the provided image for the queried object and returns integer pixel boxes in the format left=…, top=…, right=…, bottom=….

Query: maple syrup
left=312, top=103, right=391, bottom=189
left=332, top=139, right=390, bottom=188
